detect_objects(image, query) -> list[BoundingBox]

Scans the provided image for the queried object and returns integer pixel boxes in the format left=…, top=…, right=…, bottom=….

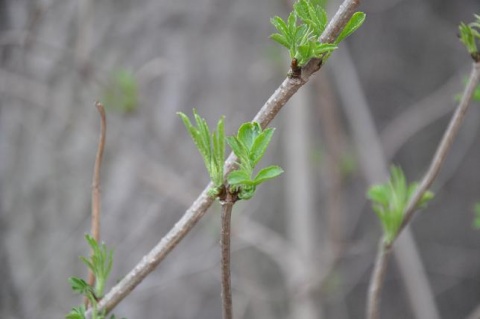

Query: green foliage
left=66, top=235, right=124, bottom=319
left=459, top=14, right=480, bottom=60
left=367, top=166, right=434, bottom=245
left=227, top=122, right=283, bottom=200
left=103, top=69, right=138, bottom=113
left=334, top=12, right=366, bottom=45
left=178, top=110, right=225, bottom=196
left=270, top=0, right=365, bottom=68
left=473, top=203, right=480, bottom=229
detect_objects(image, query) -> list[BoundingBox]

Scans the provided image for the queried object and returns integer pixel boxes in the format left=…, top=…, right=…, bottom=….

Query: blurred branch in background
left=329, top=46, right=441, bottom=319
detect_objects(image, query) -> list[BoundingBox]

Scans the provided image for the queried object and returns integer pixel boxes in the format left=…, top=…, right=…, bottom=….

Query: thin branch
left=85, top=102, right=106, bottom=307
left=85, top=1, right=360, bottom=316
left=367, top=61, right=480, bottom=319
left=332, top=45, right=440, bottom=319
left=220, top=192, right=236, bottom=319
left=367, top=241, right=392, bottom=319
left=398, top=61, right=480, bottom=235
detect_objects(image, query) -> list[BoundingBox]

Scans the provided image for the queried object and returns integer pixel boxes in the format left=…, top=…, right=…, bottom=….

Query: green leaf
left=270, top=33, right=290, bottom=49
left=335, top=12, right=366, bottom=44
left=367, top=185, right=390, bottom=207
left=270, top=16, right=289, bottom=39
left=66, top=306, right=86, bottom=319
left=253, top=165, right=284, bottom=185
left=227, top=170, right=254, bottom=186
left=237, top=122, right=261, bottom=150
left=69, top=277, right=91, bottom=295
left=250, top=128, right=275, bottom=165
left=178, top=111, right=225, bottom=188
left=367, top=165, right=433, bottom=244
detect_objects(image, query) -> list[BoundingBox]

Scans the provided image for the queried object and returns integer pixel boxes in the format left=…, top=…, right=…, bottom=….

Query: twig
left=220, top=192, right=236, bottom=319
left=366, top=241, right=392, bottom=319
left=332, top=46, right=440, bottom=319
left=84, top=1, right=360, bottom=316
left=399, top=61, right=480, bottom=235
left=367, top=61, right=480, bottom=319
left=85, top=102, right=106, bottom=307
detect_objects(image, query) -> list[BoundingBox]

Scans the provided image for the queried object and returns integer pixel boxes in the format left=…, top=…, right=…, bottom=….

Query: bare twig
left=85, top=1, right=360, bottom=316
left=367, top=61, right=480, bottom=319
left=85, top=102, right=106, bottom=307
left=220, top=192, right=236, bottom=319
left=367, top=241, right=392, bottom=319
left=399, top=61, right=480, bottom=235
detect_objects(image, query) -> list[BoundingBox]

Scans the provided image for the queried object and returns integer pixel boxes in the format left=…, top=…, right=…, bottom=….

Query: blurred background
left=1, top=0, right=480, bottom=318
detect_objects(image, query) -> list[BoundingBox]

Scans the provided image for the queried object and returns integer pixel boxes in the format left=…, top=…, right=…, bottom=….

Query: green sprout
left=178, top=110, right=225, bottom=196
left=367, top=166, right=434, bottom=245
left=226, top=122, right=284, bottom=200
left=270, top=0, right=365, bottom=69
left=66, top=235, right=123, bottom=319
left=459, top=14, right=480, bottom=61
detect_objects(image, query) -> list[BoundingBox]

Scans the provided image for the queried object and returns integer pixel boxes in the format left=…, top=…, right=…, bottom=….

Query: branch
left=398, top=61, right=480, bottom=235
left=86, top=102, right=106, bottom=306
left=85, top=1, right=361, bottom=316
left=367, top=241, right=392, bottom=319
left=367, top=61, right=480, bottom=319
left=220, top=193, right=236, bottom=319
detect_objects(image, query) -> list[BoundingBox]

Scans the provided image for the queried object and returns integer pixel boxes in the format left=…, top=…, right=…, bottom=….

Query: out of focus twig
left=86, top=102, right=106, bottom=306
left=368, top=61, right=480, bottom=319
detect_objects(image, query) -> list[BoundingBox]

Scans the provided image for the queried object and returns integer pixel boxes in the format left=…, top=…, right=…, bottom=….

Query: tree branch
left=367, top=241, right=392, bottom=319
left=220, top=193, right=236, bottom=319
left=367, top=61, right=480, bottom=319
left=85, top=1, right=361, bottom=316
left=399, top=61, right=480, bottom=235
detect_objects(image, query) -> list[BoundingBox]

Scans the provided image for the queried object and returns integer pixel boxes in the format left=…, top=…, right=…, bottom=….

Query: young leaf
left=66, top=306, right=86, bottom=319
left=228, top=170, right=255, bottom=186
left=68, top=277, right=92, bottom=296
left=335, top=12, right=366, bottom=44
left=367, top=165, right=433, bottom=245
left=253, top=166, right=284, bottom=185
left=178, top=111, right=225, bottom=189
left=270, top=33, right=290, bottom=49
left=250, top=128, right=275, bottom=165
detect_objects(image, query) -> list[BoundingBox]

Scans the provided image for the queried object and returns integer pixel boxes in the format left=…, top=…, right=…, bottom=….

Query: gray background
left=1, top=0, right=480, bottom=318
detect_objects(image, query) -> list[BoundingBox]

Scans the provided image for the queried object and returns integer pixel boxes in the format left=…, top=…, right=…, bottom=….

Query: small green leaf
left=66, top=306, right=86, bottom=319
left=228, top=170, right=254, bottom=186
left=237, top=122, right=261, bottom=150
left=68, top=277, right=91, bottom=295
left=367, top=185, right=390, bottom=207
left=270, top=33, right=290, bottom=49
left=335, top=12, right=366, bottom=44
left=367, top=165, right=432, bottom=245
left=250, top=128, right=275, bottom=165
left=253, top=165, right=284, bottom=185
left=270, top=16, right=289, bottom=38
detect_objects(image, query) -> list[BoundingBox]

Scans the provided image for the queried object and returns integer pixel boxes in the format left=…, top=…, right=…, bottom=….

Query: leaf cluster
left=226, top=123, right=283, bottom=200
left=270, top=0, right=365, bottom=67
left=66, top=235, right=123, bottom=319
left=367, top=166, right=434, bottom=245
left=459, top=14, right=480, bottom=60
left=178, top=110, right=225, bottom=196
